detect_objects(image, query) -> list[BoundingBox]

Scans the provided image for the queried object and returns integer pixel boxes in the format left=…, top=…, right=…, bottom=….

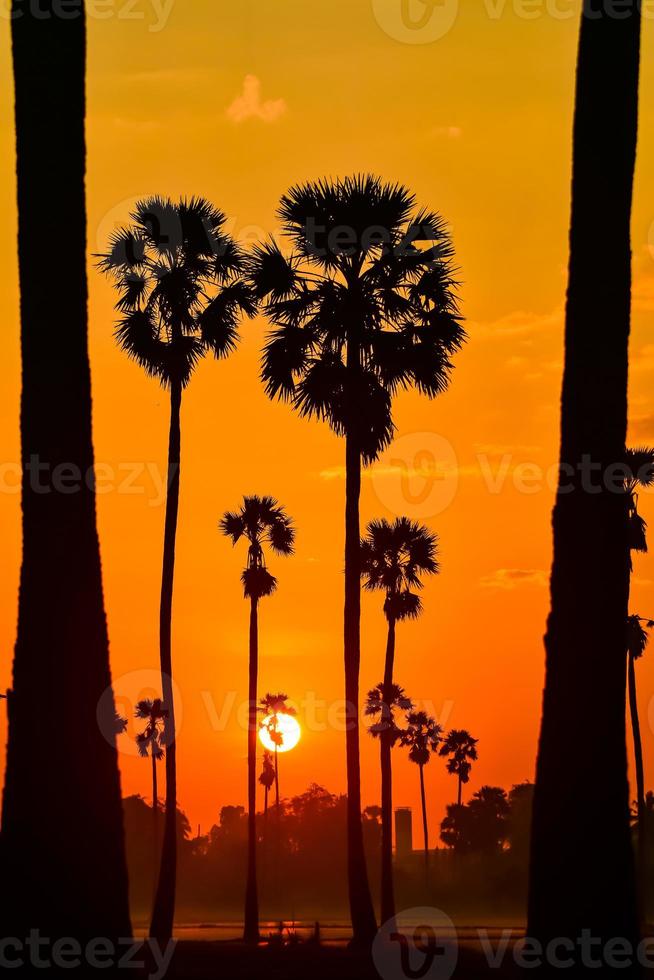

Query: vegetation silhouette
left=249, top=173, right=464, bottom=944
left=400, top=710, right=442, bottom=879
left=259, top=751, right=276, bottom=819
left=528, top=3, right=643, bottom=966
left=220, top=497, right=295, bottom=944
left=626, top=614, right=653, bottom=918
left=0, top=0, right=131, bottom=946
left=360, top=516, right=438, bottom=923
left=135, top=698, right=167, bottom=898
left=99, top=196, right=254, bottom=944
left=439, top=729, right=479, bottom=806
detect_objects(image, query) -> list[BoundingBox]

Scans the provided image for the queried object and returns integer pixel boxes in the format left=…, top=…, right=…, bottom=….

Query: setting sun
left=259, top=713, right=301, bottom=754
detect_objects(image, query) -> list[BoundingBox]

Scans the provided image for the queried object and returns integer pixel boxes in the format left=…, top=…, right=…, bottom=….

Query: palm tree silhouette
left=135, top=698, right=167, bottom=813
left=99, top=197, right=253, bottom=943
left=250, top=174, right=464, bottom=943
left=361, top=517, right=438, bottom=922
left=1, top=1, right=131, bottom=943
left=401, top=711, right=442, bottom=877
left=365, top=682, right=413, bottom=921
left=220, top=496, right=295, bottom=944
left=135, top=698, right=167, bottom=898
left=626, top=615, right=653, bottom=909
left=529, top=5, right=643, bottom=951
left=259, top=751, right=276, bottom=818
left=259, top=692, right=296, bottom=808
left=625, top=447, right=654, bottom=556
left=439, top=729, right=479, bottom=806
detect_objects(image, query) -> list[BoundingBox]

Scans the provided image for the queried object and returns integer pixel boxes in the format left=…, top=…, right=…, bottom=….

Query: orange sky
left=2, top=1, right=654, bottom=846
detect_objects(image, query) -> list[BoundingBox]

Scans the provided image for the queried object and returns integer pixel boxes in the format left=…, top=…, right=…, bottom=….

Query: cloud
left=226, top=75, right=287, bottom=124
left=480, top=568, right=548, bottom=590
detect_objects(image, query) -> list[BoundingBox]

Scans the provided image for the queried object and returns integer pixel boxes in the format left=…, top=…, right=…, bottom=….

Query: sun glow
left=258, top=713, right=301, bottom=754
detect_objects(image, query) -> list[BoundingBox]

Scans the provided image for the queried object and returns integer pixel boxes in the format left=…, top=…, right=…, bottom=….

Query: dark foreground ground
left=162, top=940, right=521, bottom=979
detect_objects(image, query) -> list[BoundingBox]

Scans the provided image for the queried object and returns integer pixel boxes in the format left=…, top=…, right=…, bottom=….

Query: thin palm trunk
left=528, top=3, right=641, bottom=959
left=343, top=322, right=377, bottom=944
left=0, top=0, right=131, bottom=942
left=380, top=616, right=397, bottom=924
left=628, top=652, right=647, bottom=917
left=244, top=596, right=260, bottom=944
left=457, top=775, right=463, bottom=807
left=419, top=764, right=429, bottom=884
left=150, top=380, right=181, bottom=944
left=152, top=750, right=159, bottom=901
left=274, top=746, right=280, bottom=809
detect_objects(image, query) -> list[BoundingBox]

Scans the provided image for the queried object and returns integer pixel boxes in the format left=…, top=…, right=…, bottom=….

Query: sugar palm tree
left=361, top=517, right=438, bottom=922
left=98, top=197, right=254, bottom=943
left=135, top=698, right=167, bottom=898
left=1, top=0, right=131, bottom=944
left=220, top=496, right=295, bottom=944
left=529, top=5, right=642, bottom=953
left=439, top=729, right=479, bottom=806
left=250, top=174, right=464, bottom=943
left=259, top=692, right=296, bottom=808
left=625, top=448, right=654, bottom=556
left=365, top=682, right=413, bottom=922
left=259, top=751, right=276, bottom=818
left=401, top=711, right=442, bottom=877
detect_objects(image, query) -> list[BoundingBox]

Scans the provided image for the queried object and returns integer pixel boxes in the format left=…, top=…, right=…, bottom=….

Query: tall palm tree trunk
left=380, top=616, right=397, bottom=924
left=457, top=775, right=462, bottom=807
left=244, top=596, right=260, bottom=945
left=274, top=746, right=280, bottom=809
left=528, top=3, right=641, bottom=962
left=628, top=652, right=647, bottom=917
left=419, top=764, right=429, bottom=883
left=0, top=0, right=131, bottom=943
left=344, top=428, right=378, bottom=944
left=150, top=379, right=181, bottom=944
left=152, top=750, right=159, bottom=901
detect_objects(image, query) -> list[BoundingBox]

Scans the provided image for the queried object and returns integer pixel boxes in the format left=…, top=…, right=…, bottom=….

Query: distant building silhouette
left=395, top=808, right=413, bottom=858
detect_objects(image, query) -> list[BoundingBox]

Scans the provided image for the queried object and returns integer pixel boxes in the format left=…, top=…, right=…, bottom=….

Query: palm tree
left=400, top=711, right=442, bottom=878
left=528, top=3, right=643, bottom=955
left=259, top=751, right=276, bottom=818
left=220, top=496, right=295, bottom=944
left=135, top=698, right=167, bottom=813
left=98, top=197, right=254, bottom=943
left=626, top=615, right=653, bottom=907
left=365, top=682, right=413, bottom=923
left=439, top=730, right=479, bottom=805
left=361, top=517, right=438, bottom=921
left=259, top=692, right=296, bottom=808
left=625, top=448, right=654, bottom=557
left=250, top=174, right=464, bottom=943
left=0, top=0, right=131, bottom=944
left=135, top=698, right=167, bottom=898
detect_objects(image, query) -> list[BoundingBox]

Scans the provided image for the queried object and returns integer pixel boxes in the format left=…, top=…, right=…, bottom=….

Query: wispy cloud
left=226, top=75, right=287, bottom=124
left=480, top=568, right=548, bottom=590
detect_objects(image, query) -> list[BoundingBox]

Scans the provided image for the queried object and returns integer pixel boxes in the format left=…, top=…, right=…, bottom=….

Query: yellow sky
left=2, top=0, right=654, bottom=841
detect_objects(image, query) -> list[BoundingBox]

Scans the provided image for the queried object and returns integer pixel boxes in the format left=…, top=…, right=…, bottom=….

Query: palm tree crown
left=135, top=698, right=167, bottom=761
left=401, top=710, right=442, bottom=766
left=625, top=447, right=654, bottom=554
left=259, top=751, right=275, bottom=791
left=627, top=615, right=654, bottom=661
left=98, top=196, right=255, bottom=388
left=220, top=496, right=295, bottom=600
left=439, top=729, right=479, bottom=783
left=258, top=692, right=297, bottom=748
left=365, top=683, right=413, bottom=743
left=361, top=517, right=439, bottom=621
left=250, top=174, right=465, bottom=461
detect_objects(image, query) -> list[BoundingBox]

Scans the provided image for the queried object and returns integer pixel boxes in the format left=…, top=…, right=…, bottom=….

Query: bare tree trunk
left=419, top=764, right=429, bottom=885
left=344, top=428, right=378, bottom=944
left=457, top=775, right=462, bottom=808
left=150, top=380, right=181, bottom=944
left=380, top=616, right=397, bottom=925
left=528, top=2, right=641, bottom=965
left=628, top=651, right=647, bottom=921
left=243, top=597, right=260, bottom=945
left=0, top=0, right=131, bottom=944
